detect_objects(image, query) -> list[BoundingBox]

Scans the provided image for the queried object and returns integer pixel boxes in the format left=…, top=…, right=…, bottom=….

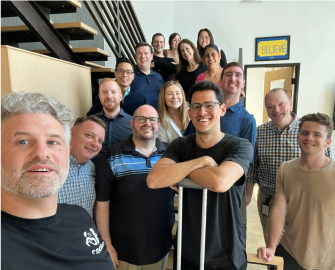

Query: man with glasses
left=87, top=57, right=136, bottom=115
left=91, top=78, right=132, bottom=166
left=95, top=105, right=175, bottom=270
left=148, top=81, right=253, bottom=270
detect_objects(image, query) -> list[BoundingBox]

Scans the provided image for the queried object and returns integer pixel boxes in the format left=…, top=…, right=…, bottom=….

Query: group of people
left=2, top=28, right=335, bottom=270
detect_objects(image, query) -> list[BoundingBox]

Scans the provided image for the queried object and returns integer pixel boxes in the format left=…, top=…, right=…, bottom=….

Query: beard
left=132, top=124, right=159, bottom=142
left=1, top=157, right=69, bottom=199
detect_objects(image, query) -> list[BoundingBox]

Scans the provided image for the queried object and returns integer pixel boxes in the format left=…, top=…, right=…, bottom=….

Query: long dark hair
left=177, top=39, right=202, bottom=71
left=197, top=28, right=215, bottom=58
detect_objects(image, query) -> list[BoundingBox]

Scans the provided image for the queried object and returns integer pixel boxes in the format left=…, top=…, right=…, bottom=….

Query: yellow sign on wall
left=255, top=36, right=290, bottom=61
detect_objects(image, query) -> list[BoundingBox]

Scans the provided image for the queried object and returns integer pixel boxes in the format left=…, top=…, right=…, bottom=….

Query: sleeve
left=240, top=114, right=257, bottom=148
left=220, top=49, right=227, bottom=68
left=162, top=137, right=183, bottom=163
left=154, top=60, right=177, bottom=74
left=223, top=137, right=253, bottom=176
left=95, top=154, right=114, bottom=201
left=246, top=137, right=260, bottom=183
left=275, top=163, right=285, bottom=195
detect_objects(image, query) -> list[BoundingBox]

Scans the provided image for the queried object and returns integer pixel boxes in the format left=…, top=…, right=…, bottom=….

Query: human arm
left=96, top=201, right=119, bottom=269
left=245, top=182, right=255, bottom=206
left=152, top=57, right=177, bottom=74
left=257, top=192, right=287, bottom=262
left=147, top=156, right=218, bottom=189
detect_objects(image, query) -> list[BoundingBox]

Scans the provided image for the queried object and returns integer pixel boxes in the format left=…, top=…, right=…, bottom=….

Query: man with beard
left=1, top=91, right=114, bottom=270
left=92, top=78, right=132, bottom=166
left=95, top=105, right=175, bottom=270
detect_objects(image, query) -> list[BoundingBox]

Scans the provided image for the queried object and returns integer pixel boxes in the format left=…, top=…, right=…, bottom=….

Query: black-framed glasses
left=189, top=101, right=221, bottom=114
left=133, top=116, right=159, bottom=124
left=116, top=68, right=134, bottom=75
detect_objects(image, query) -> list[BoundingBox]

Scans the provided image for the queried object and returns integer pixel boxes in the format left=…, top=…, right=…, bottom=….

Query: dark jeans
left=275, top=244, right=309, bottom=270
left=172, top=247, right=247, bottom=270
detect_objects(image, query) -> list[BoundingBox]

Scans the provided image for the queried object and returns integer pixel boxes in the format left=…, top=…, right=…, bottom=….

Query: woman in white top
left=157, top=81, right=189, bottom=143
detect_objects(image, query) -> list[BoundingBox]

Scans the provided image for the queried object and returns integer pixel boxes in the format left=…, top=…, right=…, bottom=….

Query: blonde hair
left=158, top=81, right=189, bottom=130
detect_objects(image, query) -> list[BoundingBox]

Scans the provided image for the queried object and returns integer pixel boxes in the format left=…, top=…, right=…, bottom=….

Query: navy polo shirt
left=184, top=101, right=256, bottom=147
left=123, top=66, right=164, bottom=115
left=92, top=108, right=132, bottom=165
left=95, top=135, right=175, bottom=265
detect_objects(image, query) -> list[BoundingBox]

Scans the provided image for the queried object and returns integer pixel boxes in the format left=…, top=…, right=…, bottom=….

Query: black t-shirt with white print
left=1, top=204, right=114, bottom=270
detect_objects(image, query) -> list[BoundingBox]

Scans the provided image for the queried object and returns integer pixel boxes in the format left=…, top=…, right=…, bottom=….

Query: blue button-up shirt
left=58, top=155, right=96, bottom=218
left=92, top=108, right=132, bottom=164
left=184, top=101, right=257, bottom=147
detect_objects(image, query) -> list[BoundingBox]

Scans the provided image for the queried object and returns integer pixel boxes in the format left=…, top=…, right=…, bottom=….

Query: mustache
left=22, top=158, right=59, bottom=173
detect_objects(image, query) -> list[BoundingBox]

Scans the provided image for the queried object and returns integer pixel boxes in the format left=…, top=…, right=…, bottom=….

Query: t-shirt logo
left=83, top=228, right=105, bottom=255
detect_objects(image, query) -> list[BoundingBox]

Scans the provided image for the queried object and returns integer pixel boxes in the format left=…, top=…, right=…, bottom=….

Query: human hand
left=107, top=244, right=119, bottom=269
left=170, top=183, right=179, bottom=192
left=202, top=156, right=219, bottom=168
left=257, top=247, right=275, bottom=263
left=246, top=193, right=252, bottom=206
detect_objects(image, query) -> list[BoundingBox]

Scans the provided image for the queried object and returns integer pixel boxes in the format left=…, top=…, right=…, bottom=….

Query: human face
left=170, top=35, right=181, bottom=49
left=114, top=62, right=134, bottom=90
left=99, top=80, right=122, bottom=113
left=198, top=31, right=211, bottom=49
left=131, top=106, right=159, bottom=142
left=152, top=36, right=165, bottom=54
left=265, top=90, right=292, bottom=125
left=204, top=47, right=221, bottom=70
left=298, top=121, right=332, bottom=156
left=179, top=43, right=194, bottom=61
left=135, top=46, right=153, bottom=70
left=221, top=66, right=245, bottom=96
left=188, top=90, right=225, bottom=135
left=1, top=114, right=69, bottom=199
left=165, top=85, right=183, bottom=110
left=70, top=120, right=105, bottom=164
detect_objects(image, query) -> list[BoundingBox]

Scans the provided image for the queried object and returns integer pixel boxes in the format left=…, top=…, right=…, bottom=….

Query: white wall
left=133, top=0, right=335, bottom=148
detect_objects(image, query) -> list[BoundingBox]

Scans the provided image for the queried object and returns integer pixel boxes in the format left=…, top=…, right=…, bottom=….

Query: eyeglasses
left=189, top=101, right=221, bottom=114
left=133, top=116, right=159, bottom=124
left=116, top=68, right=134, bottom=75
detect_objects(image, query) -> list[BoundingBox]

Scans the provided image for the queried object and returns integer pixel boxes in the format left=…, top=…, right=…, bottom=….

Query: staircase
left=1, top=0, right=143, bottom=98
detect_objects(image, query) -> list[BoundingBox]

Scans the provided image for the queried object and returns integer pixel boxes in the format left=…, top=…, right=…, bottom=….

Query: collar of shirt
left=122, top=86, right=131, bottom=101
left=134, top=66, right=158, bottom=77
left=269, top=112, right=299, bottom=134
left=120, top=135, right=166, bottom=157
left=98, top=107, right=127, bottom=120
left=69, top=154, right=91, bottom=167
left=227, top=101, right=242, bottom=113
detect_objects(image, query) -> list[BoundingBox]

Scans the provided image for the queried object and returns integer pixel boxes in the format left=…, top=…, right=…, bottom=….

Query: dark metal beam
left=5, top=1, right=82, bottom=64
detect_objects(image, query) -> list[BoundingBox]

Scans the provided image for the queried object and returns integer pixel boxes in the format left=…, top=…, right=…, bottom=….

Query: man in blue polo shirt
left=92, top=79, right=132, bottom=166
left=122, top=42, right=165, bottom=115
left=184, top=62, right=256, bottom=146
left=95, top=105, right=175, bottom=270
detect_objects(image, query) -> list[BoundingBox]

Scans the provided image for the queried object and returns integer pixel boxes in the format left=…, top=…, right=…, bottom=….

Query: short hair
left=197, top=28, right=214, bottom=52
left=73, top=115, right=106, bottom=131
left=168, top=33, right=181, bottom=48
left=115, top=57, right=134, bottom=71
left=188, top=81, right=223, bottom=104
left=99, top=78, right=121, bottom=93
left=264, top=88, right=291, bottom=104
left=1, top=91, right=73, bottom=147
left=221, top=62, right=244, bottom=80
left=151, top=33, right=165, bottom=43
left=157, top=80, right=189, bottom=130
left=299, top=112, right=334, bottom=139
left=178, top=39, right=202, bottom=72
left=135, top=42, right=153, bottom=54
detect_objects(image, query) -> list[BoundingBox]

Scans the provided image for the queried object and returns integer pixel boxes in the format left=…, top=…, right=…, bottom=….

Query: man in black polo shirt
left=95, top=105, right=175, bottom=270
left=147, top=81, right=253, bottom=270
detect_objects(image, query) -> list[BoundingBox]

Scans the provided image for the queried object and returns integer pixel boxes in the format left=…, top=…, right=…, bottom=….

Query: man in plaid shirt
left=246, top=88, right=334, bottom=244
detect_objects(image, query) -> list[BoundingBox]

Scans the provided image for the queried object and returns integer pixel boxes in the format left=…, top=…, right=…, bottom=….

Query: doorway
left=244, top=63, right=300, bottom=126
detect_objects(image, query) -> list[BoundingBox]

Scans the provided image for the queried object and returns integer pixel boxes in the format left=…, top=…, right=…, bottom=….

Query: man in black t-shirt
left=147, top=81, right=253, bottom=270
left=1, top=92, right=113, bottom=270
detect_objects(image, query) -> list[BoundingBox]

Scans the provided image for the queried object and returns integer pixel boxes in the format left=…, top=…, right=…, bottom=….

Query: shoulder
left=58, top=204, right=92, bottom=220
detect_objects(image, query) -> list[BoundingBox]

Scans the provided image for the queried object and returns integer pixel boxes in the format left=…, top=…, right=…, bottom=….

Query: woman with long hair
left=163, top=33, right=181, bottom=64
left=176, top=39, right=207, bottom=102
left=158, top=81, right=189, bottom=143
left=195, top=44, right=223, bottom=88
left=197, top=28, right=227, bottom=68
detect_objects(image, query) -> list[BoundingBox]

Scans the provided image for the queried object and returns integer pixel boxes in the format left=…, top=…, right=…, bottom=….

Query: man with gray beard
left=1, top=91, right=114, bottom=270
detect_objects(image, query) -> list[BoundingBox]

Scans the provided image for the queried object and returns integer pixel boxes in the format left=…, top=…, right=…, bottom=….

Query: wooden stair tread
left=31, top=47, right=111, bottom=57
left=85, top=61, right=106, bottom=68
left=1, top=1, right=81, bottom=18
left=91, top=68, right=115, bottom=79
left=247, top=253, right=283, bottom=269
left=1, top=22, right=97, bottom=43
left=91, top=67, right=114, bottom=73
